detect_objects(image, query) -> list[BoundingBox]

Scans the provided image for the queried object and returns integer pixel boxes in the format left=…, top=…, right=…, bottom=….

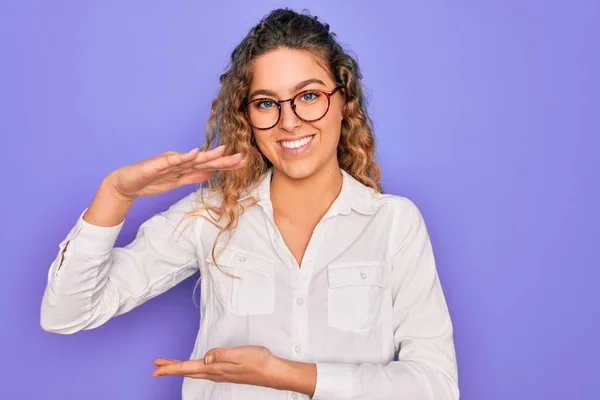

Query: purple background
left=2, top=0, right=598, bottom=399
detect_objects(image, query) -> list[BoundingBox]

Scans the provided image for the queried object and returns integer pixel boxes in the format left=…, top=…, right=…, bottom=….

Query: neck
left=270, top=163, right=343, bottom=219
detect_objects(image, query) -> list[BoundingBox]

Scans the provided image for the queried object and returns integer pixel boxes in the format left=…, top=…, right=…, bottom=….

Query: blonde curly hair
left=185, top=8, right=382, bottom=271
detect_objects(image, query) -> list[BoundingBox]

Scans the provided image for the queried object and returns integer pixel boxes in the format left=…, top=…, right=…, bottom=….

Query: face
left=246, top=48, right=344, bottom=180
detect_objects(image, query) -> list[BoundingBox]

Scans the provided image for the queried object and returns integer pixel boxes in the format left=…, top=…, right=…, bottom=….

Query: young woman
left=40, top=8, right=459, bottom=400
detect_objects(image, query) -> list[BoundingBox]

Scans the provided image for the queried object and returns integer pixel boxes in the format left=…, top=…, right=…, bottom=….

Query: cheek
left=326, top=99, right=344, bottom=134
left=253, top=131, right=276, bottom=153
left=316, top=111, right=343, bottom=142
left=332, top=95, right=345, bottom=120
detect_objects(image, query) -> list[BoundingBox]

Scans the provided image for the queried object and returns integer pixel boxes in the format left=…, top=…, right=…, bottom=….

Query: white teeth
left=280, top=135, right=314, bottom=149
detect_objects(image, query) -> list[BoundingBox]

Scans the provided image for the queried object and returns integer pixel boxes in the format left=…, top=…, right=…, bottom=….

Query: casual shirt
left=40, top=168, right=459, bottom=400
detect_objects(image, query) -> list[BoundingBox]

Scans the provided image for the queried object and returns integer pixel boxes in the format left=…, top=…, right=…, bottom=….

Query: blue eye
left=257, top=100, right=275, bottom=109
left=301, top=92, right=319, bottom=101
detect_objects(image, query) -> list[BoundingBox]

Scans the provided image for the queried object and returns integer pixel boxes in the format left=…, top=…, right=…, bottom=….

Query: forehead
left=250, top=48, right=334, bottom=94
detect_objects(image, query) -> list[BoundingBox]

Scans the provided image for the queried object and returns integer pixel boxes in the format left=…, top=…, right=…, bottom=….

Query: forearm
left=272, top=357, right=317, bottom=397
left=84, top=174, right=135, bottom=227
left=41, top=190, right=199, bottom=334
left=40, top=210, right=124, bottom=334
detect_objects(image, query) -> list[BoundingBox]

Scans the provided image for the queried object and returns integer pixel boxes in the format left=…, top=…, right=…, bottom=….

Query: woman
left=40, top=8, right=459, bottom=400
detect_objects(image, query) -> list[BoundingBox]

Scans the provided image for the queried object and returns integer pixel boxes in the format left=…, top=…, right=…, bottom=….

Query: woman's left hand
left=151, top=345, right=315, bottom=394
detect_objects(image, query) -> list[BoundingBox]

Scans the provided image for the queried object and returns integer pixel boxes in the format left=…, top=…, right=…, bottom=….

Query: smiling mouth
left=277, top=134, right=316, bottom=150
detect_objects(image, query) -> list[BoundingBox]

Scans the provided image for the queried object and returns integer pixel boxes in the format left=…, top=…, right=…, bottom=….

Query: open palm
left=109, top=145, right=243, bottom=200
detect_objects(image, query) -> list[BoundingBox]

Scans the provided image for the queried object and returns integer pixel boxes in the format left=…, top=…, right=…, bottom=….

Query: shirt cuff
left=69, top=208, right=124, bottom=256
left=312, top=362, right=354, bottom=400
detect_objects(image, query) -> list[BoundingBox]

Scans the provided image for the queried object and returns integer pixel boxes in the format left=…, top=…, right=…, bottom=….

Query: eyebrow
left=249, top=78, right=327, bottom=100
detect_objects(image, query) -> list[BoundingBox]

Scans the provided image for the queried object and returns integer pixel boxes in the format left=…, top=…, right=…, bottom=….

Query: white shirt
left=40, top=168, right=459, bottom=400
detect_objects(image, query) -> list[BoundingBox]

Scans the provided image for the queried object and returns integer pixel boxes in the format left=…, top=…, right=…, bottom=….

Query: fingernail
left=206, top=356, right=214, bottom=364
left=214, top=145, right=225, bottom=151
left=231, top=153, right=242, bottom=159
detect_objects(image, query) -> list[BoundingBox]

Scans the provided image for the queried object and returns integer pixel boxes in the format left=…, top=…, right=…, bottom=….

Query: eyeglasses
left=239, top=86, right=343, bottom=130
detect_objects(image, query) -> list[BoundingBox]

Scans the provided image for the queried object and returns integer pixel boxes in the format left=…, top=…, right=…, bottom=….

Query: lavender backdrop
left=2, top=0, right=598, bottom=399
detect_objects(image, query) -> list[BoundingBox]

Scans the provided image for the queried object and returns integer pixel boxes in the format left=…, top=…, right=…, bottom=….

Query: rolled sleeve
left=70, top=208, right=124, bottom=256
left=312, top=363, right=354, bottom=400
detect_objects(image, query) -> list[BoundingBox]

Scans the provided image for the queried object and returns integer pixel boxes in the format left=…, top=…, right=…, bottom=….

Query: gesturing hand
left=151, top=345, right=316, bottom=395
left=152, top=345, right=278, bottom=387
left=106, top=145, right=244, bottom=201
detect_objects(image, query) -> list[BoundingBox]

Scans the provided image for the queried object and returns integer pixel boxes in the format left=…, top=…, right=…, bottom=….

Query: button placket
left=290, top=272, right=306, bottom=362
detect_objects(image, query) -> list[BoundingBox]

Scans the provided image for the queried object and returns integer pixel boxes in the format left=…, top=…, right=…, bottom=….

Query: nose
left=278, top=100, right=302, bottom=132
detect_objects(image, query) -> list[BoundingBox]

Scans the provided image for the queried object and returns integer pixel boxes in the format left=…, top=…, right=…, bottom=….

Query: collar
left=250, top=167, right=375, bottom=217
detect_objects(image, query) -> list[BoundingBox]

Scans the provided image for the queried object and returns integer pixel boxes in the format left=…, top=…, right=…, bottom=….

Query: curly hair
left=184, top=8, right=381, bottom=274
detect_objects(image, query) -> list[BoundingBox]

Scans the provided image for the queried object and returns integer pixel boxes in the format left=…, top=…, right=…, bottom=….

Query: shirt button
left=238, top=257, right=246, bottom=262
left=360, top=272, right=367, bottom=279
left=294, top=345, right=301, bottom=354
left=296, top=298, right=304, bottom=306
left=291, top=393, right=298, bottom=400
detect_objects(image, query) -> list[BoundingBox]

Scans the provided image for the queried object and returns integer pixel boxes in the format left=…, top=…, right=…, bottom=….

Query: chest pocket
left=327, top=261, right=387, bottom=333
left=206, top=247, right=275, bottom=317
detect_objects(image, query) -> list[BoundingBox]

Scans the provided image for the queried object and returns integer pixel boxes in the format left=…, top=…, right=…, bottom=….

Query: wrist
left=272, top=356, right=316, bottom=397
left=102, top=171, right=137, bottom=203
left=83, top=176, right=135, bottom=227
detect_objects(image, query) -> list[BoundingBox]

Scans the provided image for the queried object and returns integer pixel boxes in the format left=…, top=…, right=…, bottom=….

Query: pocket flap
left=327, top=261, right=386, bottom=288
left=206, top=247, right=274, bottom=277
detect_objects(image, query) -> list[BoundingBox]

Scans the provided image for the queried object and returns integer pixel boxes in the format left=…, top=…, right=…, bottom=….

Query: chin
left=275, top=162, right=320, bottom=181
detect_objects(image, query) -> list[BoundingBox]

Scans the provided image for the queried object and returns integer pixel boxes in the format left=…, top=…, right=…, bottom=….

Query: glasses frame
left=239, top=85, right=344, bottom=130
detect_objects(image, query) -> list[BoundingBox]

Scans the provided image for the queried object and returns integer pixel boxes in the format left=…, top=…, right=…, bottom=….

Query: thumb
left=204, top=348, right=225, bottom=365
left=177, top=170, right=214, bottom=186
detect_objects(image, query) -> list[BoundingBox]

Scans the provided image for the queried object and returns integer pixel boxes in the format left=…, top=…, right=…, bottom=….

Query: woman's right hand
left=105, top=145, right=243, bottom=201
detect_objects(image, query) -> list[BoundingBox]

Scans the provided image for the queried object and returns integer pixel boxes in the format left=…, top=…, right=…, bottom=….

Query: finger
left=204, top=347, right=245, bottom=365
left=153, top=362, right=237, bottom=379
left=174, top=158, right=242, bottom=175
left=152, top=358, right=180, bottom=366
left=171, top=146, right=227, bottom=172
left=176, top=170, right=215, bottom=186
left=183, top=367, right=235, bottom=382
left=199, top=161, right=245, bottom=172
left=144, top=149, right=198, bottom=175
left=203, top=349, right=220, bottom=365
left=152, top=148, right=203, bottom=172
left=182, top=368, right=231, bottom=381
left=203, top=347, right=230, bottom=365
left=152, top=145, right=226, bottom=173
left=172, top=157, right=205, bottom=173
left=174, top=145, right=228, bottom=169
left=212, top=347, right=248, bottom=364
left=178, top=158, right=243, bottom=178
left=191, top=153, right=244, bottom=171
left=152, top=359, right=207, bottom=377
left=183, top=373, right=214, bottom=380
left=170, top=157, right=245, bottom=187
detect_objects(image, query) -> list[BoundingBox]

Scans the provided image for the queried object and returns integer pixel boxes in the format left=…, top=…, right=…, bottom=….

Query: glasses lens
left=246, top=99, right=279, bottom=129
left=294, top=90, right=329, bottom=121
left=245, top=91, right=330, bottom=129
